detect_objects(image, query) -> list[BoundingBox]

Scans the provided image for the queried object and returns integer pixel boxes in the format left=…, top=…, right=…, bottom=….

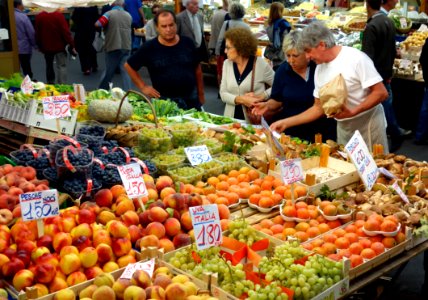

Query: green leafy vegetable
left=319, top=184, right=337, bottom=200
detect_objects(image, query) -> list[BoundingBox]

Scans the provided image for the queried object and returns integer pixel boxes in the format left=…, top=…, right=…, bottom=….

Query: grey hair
left=282, top=30, right=302, bottom=54
left=182, top=0, right=198, bottom=7
left=296, top=21, right=336, bottom=52
left=113, top=0, right=125, bottom=6
left=228, top=2, right=245, bottom=19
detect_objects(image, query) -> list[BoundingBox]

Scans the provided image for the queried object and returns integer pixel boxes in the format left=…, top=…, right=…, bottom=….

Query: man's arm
left=138, top=7, right=146, bottom=25
left=195, top=64, right=205, bottom=104
left=334, top=82, right=388, bottom=119
left=124, top=62, right=160, bottom=98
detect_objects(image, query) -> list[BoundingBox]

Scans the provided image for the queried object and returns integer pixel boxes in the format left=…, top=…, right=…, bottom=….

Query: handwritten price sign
left=42, top=95, right=71, bottom=120
left=19, top=189, right=60, bottom=222
left=120, top=258, right=155, bottom=280
left=21, top=75, right=34, bottom=95
left=185, top=145, right=212, bottom=166
left=280, top=158, right=304, bottom=184
left=117, top=163, right=148, bottom=198
left=190, top=204, right=222, bottom=250
left=345, top=130, right=378, bottom=191
left=392, top=181, right=410, bottom=204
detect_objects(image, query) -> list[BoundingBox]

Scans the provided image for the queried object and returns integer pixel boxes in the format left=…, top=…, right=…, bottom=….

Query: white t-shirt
left=313, top=46, right=383, bottom=111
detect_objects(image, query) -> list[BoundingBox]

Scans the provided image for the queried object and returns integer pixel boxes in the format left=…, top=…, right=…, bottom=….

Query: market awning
left=23, top=0, right=115, bottom=12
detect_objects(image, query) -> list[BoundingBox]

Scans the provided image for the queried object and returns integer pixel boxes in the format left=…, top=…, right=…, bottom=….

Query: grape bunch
left=247, top=282, right=289, bottom=300
left=78, top=125, right=105, bottom=137
left=26, top=156, right=51, bottom=169
left=76, top=134, right=101, bottom=151
left=142, top=160, right=157, bottom=176
left=56, top=148, right=92, bottom=166
left=226, top=218, right=259, bottom=246
left=99, top=147, right=134, bottom=165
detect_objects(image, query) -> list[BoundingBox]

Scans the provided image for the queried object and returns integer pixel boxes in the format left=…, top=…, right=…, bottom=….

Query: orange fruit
left=327, top=220, right=342, bottom=229
left=207, top=177, right=220, bottom=186
left=295, top=201, right=308, bottom=210
left=294, top=231, right=309, bottom=242
left=260, top=228, right=273, bottom=236
left=317, top=215, right=327, bottom=224
left=364, top=219, right=381, bottom=231
left=237, top=174, right=250, bottom=183
left=249, top=194, right=261, bottom=205
left=225, top=192, right=239, bottom=205
left=295, top=222, right=310, bottom=232
left=295, top=185, right=308, bottom=197
left=382, top=237, right=397, bottom=248
left=349, top=254, right=363, bottom=268
left=260, top=180, right=273, bottom=191
left=356, top=227, right=368, bottom=237
left=321, top=242, right=337, bottom=255
left=359, top=238, right=372, bottom=249
left=308, top=209, right=319, bottom=219
left=216, top=181, right=229, bottom=191
left=312, top=247, right=326, bottom=256
left=306, top=226, right=321, bottom=238
left=323, top=233, right=337, bottom=244
left=344, top=232, right=359, bottom=244
left=238, top=188, right=251, bottom=199
left=323, top=204, right=338, bottom=216
left=384, top=215, right=399, bottom=225
left=271, top=224, right=284, bottom=234
left=228, top=170, right=239, bottom=178
left=238, top=166, right=250, bottom=174
left=227, top=177, right=239, bottom=186
left=370, top=242, right=385, bottom=255
left=361, top=248, right=376, bottom=259
left=272, top=179, right=283, bottom=189
left=333, top=228, right=346, bottom=238
left=318, top=223, right=331, bottom=233
left=272, top=215, right=284, bottom=225
left=296, top=208, right=310, bottom=220
left=260, top=219, right=274, bottom=229
left=247, top=170, right=259, bottom=181
left=380, top=220, right=398, bottom=232
left=349, top=242, right=363, bottom=255
left=259, top=197, right=274, bottom=208
left=335, top=237, right=350, bottom=249
left=283, top=227, right=296, bottom=236
left=274, top=186, right=287, bottom=197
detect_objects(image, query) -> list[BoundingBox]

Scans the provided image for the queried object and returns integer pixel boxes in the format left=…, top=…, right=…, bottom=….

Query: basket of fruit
left=167, top=122, right=199, bottom=147
left=213, top=152, right=244, bottom=173
left=138, top=127, right=172, bottom=154
left=317, top=200, right=353, bottom=221
left=195, top=137, right=223, bottom=155
left=167, top=163, right=204, bottom=184
left=152, top=153, right=187, bottom=175
left=75, top=121, right=106, bottom=150
left=198, top=159, right=224, bottom=180
left=48, top=136, right=87, bottom=162
left=55, top=146, right=94, bottom=181
left=63, top=177, right=102, bottom=200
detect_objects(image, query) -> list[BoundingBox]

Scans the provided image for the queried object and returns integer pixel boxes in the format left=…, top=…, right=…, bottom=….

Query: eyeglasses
left=225, top=46, right=235, bottom=51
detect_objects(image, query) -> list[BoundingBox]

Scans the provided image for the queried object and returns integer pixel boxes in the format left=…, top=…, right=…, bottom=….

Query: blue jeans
left=416, top=87, right=428, bottom=141
left=382, top=83, right=401, bottom=138
left=99, top=49, right=131, bottom=91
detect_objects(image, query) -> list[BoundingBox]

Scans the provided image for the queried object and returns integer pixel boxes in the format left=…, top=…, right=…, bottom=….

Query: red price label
left=189, top=204, right=222, bottom=250
left=280, top=158, right=304, bottom=184
left=117, top=163, right=148, bottom=198
left=42, top=96, right=71, bottom=120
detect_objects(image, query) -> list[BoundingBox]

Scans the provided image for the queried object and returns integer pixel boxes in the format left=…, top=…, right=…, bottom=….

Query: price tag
left=42, top=95, right=71, bottom=120
left=184, top=145, right=212, bottom=166
left=120, top=258, right=155, bottom=279
left=338, top=150, right=348, bottom=159
left=189, top=204, right=222, bottom=250
left=392, top=181, right=410, bottom=204
left=378, top=167, right=397, bottom=179
left=20, top=75, right=33, bottom=95
left=345, top=130, right=379, bottom=191
left=400, top=17, right=407, bottom=28
left=19, top=189, right=60, bottom=222
left=117, top=163, right=148, bottom=198
left=280, top=158, right=304, bottom=184
left=399, top=59, right=412, bottom=69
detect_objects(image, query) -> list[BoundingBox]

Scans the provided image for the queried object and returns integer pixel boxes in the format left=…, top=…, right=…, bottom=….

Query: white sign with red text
left=120, top=258, right=155, bottom=280
left=42, top=95, right=71, bottom=120
left=280, top=158, right=304, bottom=184
left=20, top=75, right=33, bottom=95
left=189, top=204, right=222, bottom=250
left=117, top=163, right=148, bottom=198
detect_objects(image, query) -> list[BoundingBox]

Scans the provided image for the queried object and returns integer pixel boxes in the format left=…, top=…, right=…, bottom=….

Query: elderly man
left=271, top=22, right=389, bottom=152
left=124, top=10, right=204, bottom=110
left=176, top=0, right=208, bottom=62
left=95, top=0, right=132, bottom=91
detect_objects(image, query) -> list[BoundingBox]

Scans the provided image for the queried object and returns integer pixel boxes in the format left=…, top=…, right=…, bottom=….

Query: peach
left=84, top=266, right=104, bottom=280
left=48, top=277, right=68, bottom=293
left=145, top=285, right=165, bottom=300
left=165, top=282, right=187, bottom=300
left=147, top=188, right=159, bottom=201
left=124, top=286, right=147, bottom=300
left=154, top=273, right=172, bottom=289
left=153, top=266, right=172, bottom=278
left=34, top=263, right=56, bottom=284
left=164, top=218, right=181, bottom=237
left=32, top=283, right=49, bottom=297
left=79, top=284, right=98, bottom=299
left=30, top=246, right=50, bottom=262
left=93, top=229, right=112, bottom=247
left=117, top=254, right=137, bottom=268
left=40, top=224, right=58, bottom=240
left=146, top=222, right=166, bottom=239
left=112, top=278, right=132, bottom=299
left=59, top=253, right=81, bottom=275
left=121, top=210, right=140, bottom=226
left=112, top=237, right=132, bottom=257
left=96, top=243, right=114, bottom=263
left=60, top=245, right=79, bottom=257
left=184, top=281, right=198, bottom=297
left=217, top=204, right=230, bottom=220
left=139, top=235, right=160, bottom=249
left=12, top=269, right=34, bottom=291
left=95, top=189, right=114, bottom=208
left=173, top=233, right=191, bottom=249
left=131, top=269, right=152, bottom=289
left=71, top=223, right=92, bottom=239
left=149, top=206, right=169, bottom=223
left=79, top=247, right=98, bottom=268
left=110, top=185, right=127, bottom=200
left=35, top=253, right=59, bottom=268
left=72, top=235, right=93, bottom=252
left=0, top=257, right=23, bottom=278
left=139, top=210, right=151, bottom=227
left=53, top=288, right=75, bottom=300
left=128, top=225, right=143, bottom=244
left=53, top=232, right=73, bottom=252
left=93, top=273, right=115, bottom=287
left=180, top=212, right=193, bottom=231
left=159, top=238, right=175, bottom=253
left=102, top=261, right=119, bottom=273
left=143, top=174, right=155, bottom=184
left=92, top=286, right=115, bottom=300
left=18, top=240, right=36, bottom=253
left=114, top=199, right=135, bottom=216
left=107, top=220, right=129, bottom=238
left=0, top=253, right=10, bottom=269
left=66, top=271, right=87, bottom=286
left=172, top=274, right=190, bottom=284
left=97, top=210, right=116, bottom=225
left=156, top=176, right=174, bottom=192
left=59, top=217, right=76, bottom=233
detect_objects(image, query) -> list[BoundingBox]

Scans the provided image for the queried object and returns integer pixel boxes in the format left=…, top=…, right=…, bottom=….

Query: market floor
left=28, top=50, right=428, bottom=300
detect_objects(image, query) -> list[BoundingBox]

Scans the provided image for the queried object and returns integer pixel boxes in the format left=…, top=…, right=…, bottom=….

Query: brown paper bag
left=319, top=73, right=348, bottom=117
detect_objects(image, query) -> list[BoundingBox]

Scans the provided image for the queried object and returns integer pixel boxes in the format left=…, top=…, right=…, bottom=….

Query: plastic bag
left=93, top=32, right=105, bottom=53
left=319, top=73, right=347, bottom=117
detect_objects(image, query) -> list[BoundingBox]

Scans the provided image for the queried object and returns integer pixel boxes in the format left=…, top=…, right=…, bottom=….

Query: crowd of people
left=12, top=0, right=428, bottom=149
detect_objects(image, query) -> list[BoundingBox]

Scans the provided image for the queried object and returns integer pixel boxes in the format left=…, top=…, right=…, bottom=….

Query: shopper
left=35, top=9, right=76, bottom=84
left=96, top=0, right=132, bottom=91
left=14, top=0, right=35, bottom=79
left=220, top=27, right=274, bottom=121
left=270, top=22, right=389, bottom=152
left=253, top=31, right=336, bottom=142
left=124, top=9, right=205, bottom=110
left=415, top=38, right=428, bottom=145
left=177, top=0, right=208, bottom=62
left=381, top=0, right=398, bottom=13
left=125, top=0, right=145, bottom=52
left=264, top=2, right=291, bottom=70
left=71, top=6, right=99, bottom=75
left=144, top=4, right=161, bottom=41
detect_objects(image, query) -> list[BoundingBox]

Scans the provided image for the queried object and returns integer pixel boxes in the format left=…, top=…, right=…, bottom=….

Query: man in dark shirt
left=124, top=9, right=204, bottom=110
left=362, top=0, right=406, bottom=152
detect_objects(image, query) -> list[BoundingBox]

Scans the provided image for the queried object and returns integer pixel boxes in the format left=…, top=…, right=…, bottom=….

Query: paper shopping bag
left=319, top=73, right=348, bottom=117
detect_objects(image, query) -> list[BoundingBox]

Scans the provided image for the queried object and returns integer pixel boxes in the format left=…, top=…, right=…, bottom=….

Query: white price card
left=120, top=258, right=155, bottom=280
left=378, top=167, right=397, bottom=179
left=20, top=75, right=33, bottom=95
left=19, top=189, right=60, bottom=222
left=117, top=163, right=148, bottom=198
left=42, top=95, right=71, bottom=120
left=345, top=130, right=379, bottom=191
left=184, top=145, right=212, bottom=166
left=392, top=181, right=410, bottom=204
left=190, top=204, right=222, bottom=250
left=280, top=158, right=304, bottom=184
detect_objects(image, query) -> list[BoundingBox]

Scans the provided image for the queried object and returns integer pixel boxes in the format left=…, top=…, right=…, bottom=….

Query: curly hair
left=224, top=27, right=257, bottom=58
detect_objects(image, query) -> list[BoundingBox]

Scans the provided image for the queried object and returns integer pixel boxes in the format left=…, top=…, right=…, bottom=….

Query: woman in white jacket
left=220, top=27, right=274, bottom=121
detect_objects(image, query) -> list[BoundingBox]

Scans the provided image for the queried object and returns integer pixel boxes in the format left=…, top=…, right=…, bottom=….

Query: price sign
left=338, top=150, right=348, bottom=160
left=400, top=17, right=407, bottom=28
left=392, top=181, right=410, bottom=204
left=42, top=95, right=71, bottom=120
left=378, top=167, right=397, bottom=179
left=189, top=204, right=222, bottom=250
left=19, top=189, right=60, bottom=222
left=20, top=75, right=33, bottom=95
left=117, top=163, right=148, bottom=198
left=345, top=130, right=379, bottom=191
left=184, top=145, right=212, bottom=166
left=280, top=158, right=304, bottom=184
left=120, top=258, right=155, bottom=279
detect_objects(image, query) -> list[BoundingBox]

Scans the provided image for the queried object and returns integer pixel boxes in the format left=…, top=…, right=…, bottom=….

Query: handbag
left=93, top=32, right=105, bottom=52
left=244, top=58, right=262, bottom=125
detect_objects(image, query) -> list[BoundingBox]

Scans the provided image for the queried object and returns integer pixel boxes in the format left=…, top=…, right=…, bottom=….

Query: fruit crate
left=269, top=156, right=359, bottom=196
left=408, top=234, right=428, bottom=250
left=0, top=98, right=78, bottom=135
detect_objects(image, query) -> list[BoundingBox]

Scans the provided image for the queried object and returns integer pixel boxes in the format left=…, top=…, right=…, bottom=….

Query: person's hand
left=141, top=85, right=160, bottom=98
left=252, top=101, right=269, bottom=116
left=241, top=93, right=265, bottom=107
left=332, top=105, right=358, bottom=119
left=71, top=48, right=78, bottom=56
left=270, top=119, right=288, bottom=133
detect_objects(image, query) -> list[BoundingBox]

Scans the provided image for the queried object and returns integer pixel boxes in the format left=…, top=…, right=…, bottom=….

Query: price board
left=42, top=95, right=71, bottom=120
left=345, top=130, right=379, bottom=191
left=392, top=181, right=410, bottom=204
left=378, top=167, right=397, bottom=179
left=184, top=145, right=212, bottom=166
left=120, top=258, right=155, bottom=280
left=280, top=158, right=304, bottom=184
left=19, top=189, right=60, bottom=222
left=189, top=204, right=222, bottom=250
left=117, top=163, right=148, bottom=198
left=21, top=75, right=33, bottom=95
